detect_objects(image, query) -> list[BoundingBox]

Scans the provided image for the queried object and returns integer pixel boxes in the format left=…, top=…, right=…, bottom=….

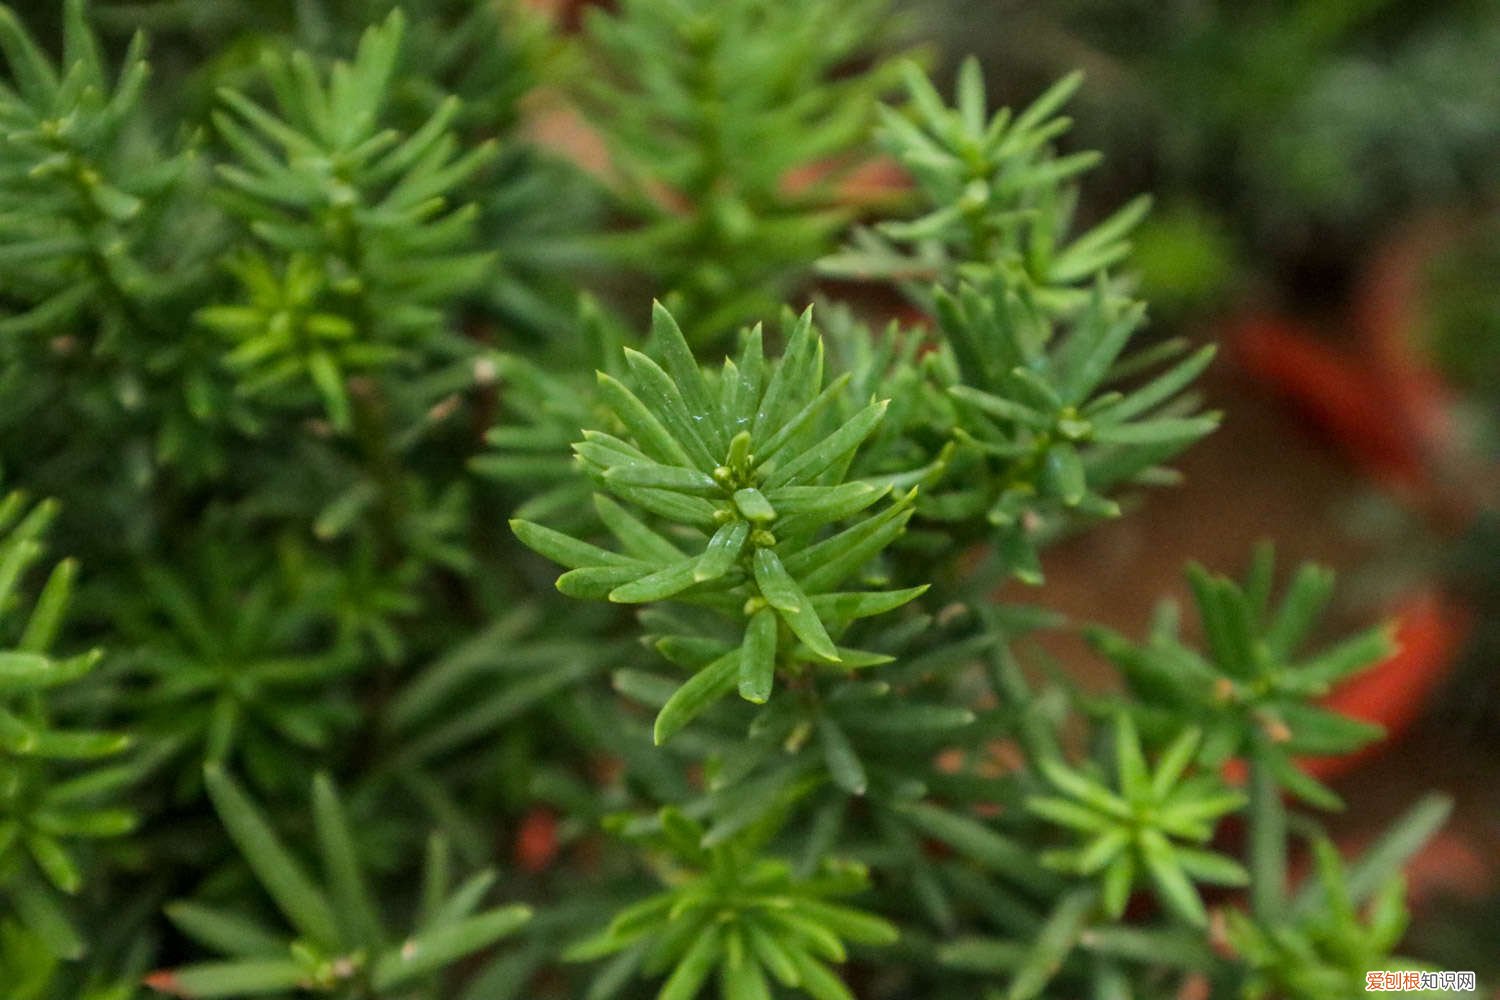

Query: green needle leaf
left=1112, top=715, right=1150, bottom=801
left=732, top=488, right=777, bottom=523
left=155, top=959, right=308, bottom=997
left=762, top=400, right=888, bottom=490
left=785, top=947, right=856, bottom=1000
left=1007, top=888, right=1093, bottom=1000
left=817, top=716, right=867, bottom=795
left=372, top=905, right=532, bottom=990
left=166, top=903, right=285, bottom=959
left=752, top=548, right=839, bottom=662
left=1174, top=847, right=1249, bottom=887
left=510, top=519, right=642, bottom=569
left=659, top=924, right=722, bottom=1000
left=312, top=774, right=384, bottom=951
left=697, top=520, right=751, bottom=582
left=597, top=372, right=697, bottom=469
left=744, top=918, right=802, bottom=987
left=1101, top=850, right=1135, bottom=919
left=738, top=608, right=777, bottom=703
left=604, top=463, right=719, bottom=494
left=1045, top=442, right=1086, bottom=507
left=1140, top=829, right=1206, bottom=927
left=203, top=765, right=340, bottom=949
left=650, top=302, right=719, bottom=445
left=609, top=560, right=702, bottom=603
left=25, top=833, right=80, bottom=895
left=899, top=803, right=1060, bottom=895
left=723, top=955, right=773, bottom=1000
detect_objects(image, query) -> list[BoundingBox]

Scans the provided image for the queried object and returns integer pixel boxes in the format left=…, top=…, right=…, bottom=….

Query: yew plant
left=0, top=2, right=1457, bottom=999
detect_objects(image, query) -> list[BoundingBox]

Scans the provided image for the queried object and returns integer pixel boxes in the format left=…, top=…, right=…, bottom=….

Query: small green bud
left=784, top=721, right=812, bottom=752
left=959, top=178, right=990, bottom=212
left=726, top=431, right=753, bottom=474
left=1057, top=408, right=1092, bottom=441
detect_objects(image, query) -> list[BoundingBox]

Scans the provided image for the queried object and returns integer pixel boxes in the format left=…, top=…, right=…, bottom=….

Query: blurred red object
left=1301, top=590, right=1469, bottom=781
left=1218, top=593, right=1468, bottom=788
left=515, top=807, right=561, bottom=873
left=520, top=86, right=910, bottom=217
left=143, top=972, right=185, bottom=996
left=1230, top=314, right=1438, bottom=493
left=781, top=155, right=910, bottom=208
left=1226, top=223, right=1483, bottom=785
left=1231, top=219, right=1468, bottom=504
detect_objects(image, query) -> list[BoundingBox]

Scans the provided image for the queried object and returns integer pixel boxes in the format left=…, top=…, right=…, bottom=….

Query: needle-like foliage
left=832, top=59, right=1219, bottom=582
left=513, top=304, right=924, bottom=742
left=1227, top=838, right=1417, bottom=1000
left=0, top=4, right=1465, bottom=1000
left=1090, top=545, right=1392, bottom=809
left=149, top=767, right=530, bottom=998
left=850, top=60, right=1149, bottom=306
left=567, top=807, right=896, bottom=1000
left=578, top=0, right=903, bottom=344
left=932, top=275, right=1220, bottom=581
left=110, top=532, right=360, bottom=796
left=1029, top=716, right=1247, bottom=926
left=206, top=10, right=493, bottom=428
left=0, top=493, right=135, bottom=960
left=0, top=0, right=200, bottom=340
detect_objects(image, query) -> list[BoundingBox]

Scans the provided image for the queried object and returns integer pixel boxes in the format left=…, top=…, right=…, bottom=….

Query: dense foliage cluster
left=0, top=2, right=1459, bottom=998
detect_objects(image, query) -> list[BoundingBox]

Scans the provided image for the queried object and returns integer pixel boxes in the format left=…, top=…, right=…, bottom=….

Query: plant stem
left=348, top=375, right=406, bottom=562
left=1247, top=741, right=1287, bottom=921
left=981, top=627, right=1059, bottom=762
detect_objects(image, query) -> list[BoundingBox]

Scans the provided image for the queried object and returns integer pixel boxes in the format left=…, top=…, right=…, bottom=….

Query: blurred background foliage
left=0, top=0, right=1496, bottom=995
left=917, top=0, right=1500, bottom=313
left=912, top=0, right=1500, bottom=981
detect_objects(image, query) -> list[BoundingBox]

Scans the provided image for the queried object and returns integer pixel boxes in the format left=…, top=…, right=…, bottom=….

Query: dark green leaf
left=373, top=905, right=532, bottom=990
left=203, top=765, right=340, bottom=949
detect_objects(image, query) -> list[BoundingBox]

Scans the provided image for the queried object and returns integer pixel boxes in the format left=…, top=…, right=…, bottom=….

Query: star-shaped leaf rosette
left=512, top=304, right=924, bottom=743
left=0, top=491, right=137, bottom=961
left=829, top=59, right=1221, bottom=585
left=567, top=807, right=897, bottom=1000
left=149, top=768, right=530, bottom=999
left=1088, top=545, right=1392, bottom=810
left=1028, top=715, right=1247, bottom=927
left=1227, top=837, right=1418, bottom=1000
